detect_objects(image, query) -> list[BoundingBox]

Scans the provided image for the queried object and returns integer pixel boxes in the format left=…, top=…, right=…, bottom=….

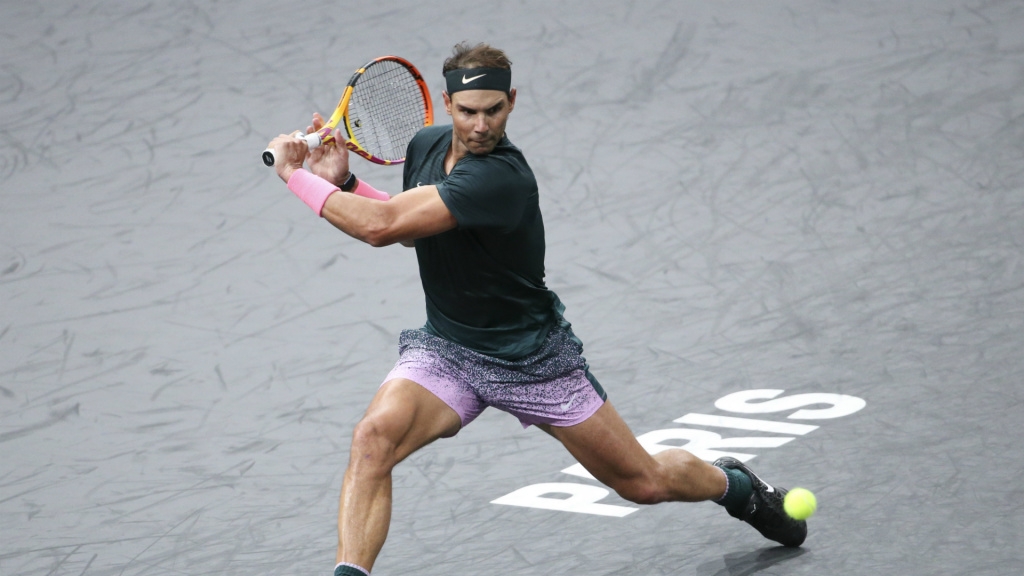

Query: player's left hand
left=306, top=113, right=351, bottom=187
left=268, top=131, right=310, bottom=183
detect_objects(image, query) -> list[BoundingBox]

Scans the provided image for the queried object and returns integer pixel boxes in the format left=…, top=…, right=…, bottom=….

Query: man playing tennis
left=266, top=42, right=807, bottom=576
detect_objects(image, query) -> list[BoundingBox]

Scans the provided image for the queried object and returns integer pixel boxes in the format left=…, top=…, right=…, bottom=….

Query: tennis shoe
left=713, top=456, right=807, bottom=547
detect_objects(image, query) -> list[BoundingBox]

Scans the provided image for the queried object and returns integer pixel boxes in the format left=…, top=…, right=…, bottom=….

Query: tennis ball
left=783, top=487, right=817, bottom=520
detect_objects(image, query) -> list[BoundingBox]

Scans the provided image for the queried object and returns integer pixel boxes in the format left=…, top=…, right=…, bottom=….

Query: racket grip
left=262, top=132, right=326, bottom=167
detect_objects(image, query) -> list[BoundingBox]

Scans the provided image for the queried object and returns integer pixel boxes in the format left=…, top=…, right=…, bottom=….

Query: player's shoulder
left=411, top=125, right=452, bottom=148
left=465, top=136, right=534, bottom=180
left=405, top=125, right=452, bottom=170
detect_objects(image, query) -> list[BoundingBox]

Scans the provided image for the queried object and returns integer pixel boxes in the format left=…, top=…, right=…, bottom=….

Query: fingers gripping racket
left=262, top=56, right=433, bottom=167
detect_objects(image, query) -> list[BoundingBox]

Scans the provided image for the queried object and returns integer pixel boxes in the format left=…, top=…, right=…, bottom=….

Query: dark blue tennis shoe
left=713, top=456, right=807, bottom=547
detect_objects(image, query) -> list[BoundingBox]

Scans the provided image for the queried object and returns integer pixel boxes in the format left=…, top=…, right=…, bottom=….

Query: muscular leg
left=539, top=401, right=725, bottom=505
left=337, top=378, right=462, bottom=571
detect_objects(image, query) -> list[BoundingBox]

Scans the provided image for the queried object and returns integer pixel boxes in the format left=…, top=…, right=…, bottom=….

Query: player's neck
left=445, top=136, right=475, bottom=174
left=445, top=141, right=466, bottom=174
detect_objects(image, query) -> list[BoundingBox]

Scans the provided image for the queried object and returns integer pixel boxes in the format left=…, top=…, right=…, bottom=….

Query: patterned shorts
left=384, top=325, right=607, bottom=429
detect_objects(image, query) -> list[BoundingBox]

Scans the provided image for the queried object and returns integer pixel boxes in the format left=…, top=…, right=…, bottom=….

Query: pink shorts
left=384, top=326, right=607, bottom=429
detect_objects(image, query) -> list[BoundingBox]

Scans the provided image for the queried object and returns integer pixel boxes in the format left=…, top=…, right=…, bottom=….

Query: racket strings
left=348, top=61, right=429, bottom=162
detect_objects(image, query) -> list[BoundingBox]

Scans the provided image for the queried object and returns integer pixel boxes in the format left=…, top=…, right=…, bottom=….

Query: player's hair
left=442, top=42, right=512, bottom=73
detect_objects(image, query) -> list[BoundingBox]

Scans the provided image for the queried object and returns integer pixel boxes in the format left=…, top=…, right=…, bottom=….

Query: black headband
left=445, top=67, right=512, bottom=95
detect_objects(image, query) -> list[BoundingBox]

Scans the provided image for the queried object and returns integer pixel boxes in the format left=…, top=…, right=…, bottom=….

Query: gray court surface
left=2, top=1, right=1023, bottom=574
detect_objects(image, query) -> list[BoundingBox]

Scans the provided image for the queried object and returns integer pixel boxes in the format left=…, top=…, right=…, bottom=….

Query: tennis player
left=266, top=42, right=807, bottom=576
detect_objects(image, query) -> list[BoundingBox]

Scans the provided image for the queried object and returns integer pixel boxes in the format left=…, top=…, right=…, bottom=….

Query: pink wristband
left=352, top=178, right=390, bottom=201
left=287, top=169, right=338, bottom=216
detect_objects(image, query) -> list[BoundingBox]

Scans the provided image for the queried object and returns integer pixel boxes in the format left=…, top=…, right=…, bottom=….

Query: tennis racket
left=262, top=56, right=433, bottom=167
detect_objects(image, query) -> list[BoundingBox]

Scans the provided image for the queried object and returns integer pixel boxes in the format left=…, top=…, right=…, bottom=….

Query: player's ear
left=507, top=88, right=516, bottom=111
left=442, top=91, right=452, bottom=116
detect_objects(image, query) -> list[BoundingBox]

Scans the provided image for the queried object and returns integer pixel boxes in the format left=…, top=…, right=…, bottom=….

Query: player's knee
left=349, top=415, right=400, bottom=471
left=611, top=476, right=664, bottom=505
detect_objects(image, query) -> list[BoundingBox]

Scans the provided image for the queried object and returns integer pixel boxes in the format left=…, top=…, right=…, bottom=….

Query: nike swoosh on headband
left=462, top=73, right=487, bottom=84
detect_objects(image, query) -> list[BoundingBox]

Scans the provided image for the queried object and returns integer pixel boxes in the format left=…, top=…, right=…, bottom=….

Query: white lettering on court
left=491, top=389, right=866, bottom=516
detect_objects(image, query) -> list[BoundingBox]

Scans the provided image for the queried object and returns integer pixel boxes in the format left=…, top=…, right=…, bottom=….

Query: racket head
left=338, top=56, right=434, bottom=165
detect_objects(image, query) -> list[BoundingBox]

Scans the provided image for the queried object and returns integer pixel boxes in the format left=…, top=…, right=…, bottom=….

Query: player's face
left=444, top=88, right=516, bottom=156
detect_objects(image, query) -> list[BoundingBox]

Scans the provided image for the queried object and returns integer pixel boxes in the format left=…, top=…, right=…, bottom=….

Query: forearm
left=323, top=184, right=457, bottom=247
left=285, top=169, right=456, bottom=246
left=286, top=169, right=397, bottom=246
left=321, top=190, right=398, bottom=247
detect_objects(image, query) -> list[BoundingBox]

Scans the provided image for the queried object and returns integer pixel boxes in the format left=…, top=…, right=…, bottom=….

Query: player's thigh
left=355, top=378, right=462, bottom=464
left=539, top=401, right=655, bottom=486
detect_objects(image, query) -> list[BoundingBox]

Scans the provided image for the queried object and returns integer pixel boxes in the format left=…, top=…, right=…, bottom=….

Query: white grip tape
left=262, top=131, right=325, bottom=167
left=302, top=132, right=323, bottom=150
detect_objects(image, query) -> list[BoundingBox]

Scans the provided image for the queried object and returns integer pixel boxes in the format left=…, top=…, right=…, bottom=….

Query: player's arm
left=320, top=182, right=455, bottom=247
left=268, top=127, right=456, bottom=246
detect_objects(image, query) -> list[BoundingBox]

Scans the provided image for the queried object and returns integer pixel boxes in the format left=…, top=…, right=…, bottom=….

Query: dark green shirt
left=403, top=125, right=559, bottom=359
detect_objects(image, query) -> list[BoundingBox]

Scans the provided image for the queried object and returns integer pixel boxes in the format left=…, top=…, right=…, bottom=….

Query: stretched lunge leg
left=541, top=401, right=725, bottom=504
left=542, top=401, right=806, bottom=547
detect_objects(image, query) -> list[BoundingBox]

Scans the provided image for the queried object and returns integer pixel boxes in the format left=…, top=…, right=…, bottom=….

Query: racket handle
left=262, top=131, right=326, bottom=167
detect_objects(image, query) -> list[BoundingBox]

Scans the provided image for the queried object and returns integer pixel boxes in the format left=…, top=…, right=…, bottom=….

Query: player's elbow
left=353, top=205, right=401, bottom=247
left=363, top=230, right=395, bottom=247
left=359, top=223, right=390, bottom=247
left=361, top=217, right=403, bottom=247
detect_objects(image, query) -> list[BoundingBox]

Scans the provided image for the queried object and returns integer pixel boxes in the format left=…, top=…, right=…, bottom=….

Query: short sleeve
left=437, top=156, right=535, bottom=231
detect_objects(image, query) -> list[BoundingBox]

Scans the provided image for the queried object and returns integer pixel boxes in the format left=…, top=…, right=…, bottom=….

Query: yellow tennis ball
left=783, top=487, right=817, bottom=520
